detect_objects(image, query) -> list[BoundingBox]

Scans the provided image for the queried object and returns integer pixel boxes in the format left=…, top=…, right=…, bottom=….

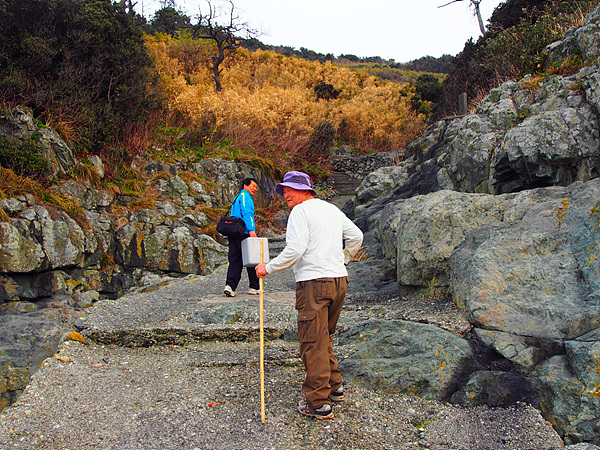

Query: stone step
left=330, top=171, right=362, bottom=196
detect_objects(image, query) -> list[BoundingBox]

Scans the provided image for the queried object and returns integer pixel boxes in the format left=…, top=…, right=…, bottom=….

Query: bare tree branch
left=439, top=0, right=486, bottom=35
left=194, top=0, right=259, bottom=92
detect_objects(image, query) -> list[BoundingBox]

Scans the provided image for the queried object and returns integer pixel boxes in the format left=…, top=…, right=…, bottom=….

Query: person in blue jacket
left=224, top=177, right=260, bottom=297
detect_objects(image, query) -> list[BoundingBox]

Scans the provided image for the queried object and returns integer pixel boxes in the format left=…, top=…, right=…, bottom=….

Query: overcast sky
left=135, top=0, right=506, bottom=63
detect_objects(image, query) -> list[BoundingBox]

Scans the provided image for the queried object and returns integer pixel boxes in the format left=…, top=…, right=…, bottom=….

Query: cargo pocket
left=297, top=310, right=318, bottom=343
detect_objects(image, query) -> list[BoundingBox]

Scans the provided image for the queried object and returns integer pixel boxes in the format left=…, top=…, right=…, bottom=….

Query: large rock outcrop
left=0, top=108, right=282, bottom=411
left=339, top=6, right=600, bottom=445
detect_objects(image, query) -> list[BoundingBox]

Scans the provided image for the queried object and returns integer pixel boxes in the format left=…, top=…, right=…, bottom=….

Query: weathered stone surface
left=0, top=221, right=46, bottom=273
left=85, top=210, right=115, bottom=257
left=447, top=178, right=600, bottom=443
left=0, top=312, right=68, bottom=411
left=474, top=328, right=562, bottom=372
left=494, top=85, right=599, bottom=194
left=57, top=180, right=114, bottom=210
left=193, top=158, right=276, bottom=207
left=439, top=114, right=498, bottom=193
left=530, top=355, right=593, bottom=445
left=450, top=370, right=537, bottom=407
left=355, top=165, right=410, bottom=207
left=190, top=303, right=246, bottom=325
left=546, top=5, right=600, bottom=63
left=0, top=198, right=26, bottom=215
left=339, top=319, right=473, bottom=400
left=379, top=190, right=514, bottom=290
left=25, top=206, right=86, bottom=269
left=87, top=155, right=105, bottom=179
left=156, top=175, right=190, bottom=198
left=115, top=209, right=227, bottom=275
left=452, top=179, right=600, bottom=339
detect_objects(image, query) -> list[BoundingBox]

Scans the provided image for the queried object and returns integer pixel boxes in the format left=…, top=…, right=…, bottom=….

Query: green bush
left=411, top=74, right=444, bottom=118
left=0, top=137, right=49, bottom=177
left=0, top=0, right=159, bottom=151
left=439, top=0, right=597, bottom=118
left=314, top=82, right=341, bottom=100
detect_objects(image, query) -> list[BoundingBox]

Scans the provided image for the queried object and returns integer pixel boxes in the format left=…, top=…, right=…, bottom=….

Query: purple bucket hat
left=275, top=171, right=317, bottom=197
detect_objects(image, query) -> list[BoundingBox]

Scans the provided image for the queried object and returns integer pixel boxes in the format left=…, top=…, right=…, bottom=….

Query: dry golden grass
left=145, top=35, right=428, bottom=159
left=352, top=246, right=373, bottom=262
left=0, top=205, right=9, bottom=222
left=0, top=167, right=45, bottom=199
left=71, top=161, right=102, bottom=187
left=128, top=198, right=157, bottom=210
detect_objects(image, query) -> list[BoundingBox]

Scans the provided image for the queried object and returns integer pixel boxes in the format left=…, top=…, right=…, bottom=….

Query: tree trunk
left=212, top=44, right=226, bottom=92
left=473, top=0, right=485, bottom=35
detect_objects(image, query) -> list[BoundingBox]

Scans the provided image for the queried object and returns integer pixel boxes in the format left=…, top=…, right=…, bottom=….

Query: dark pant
left=295, top=276, right=348, bottom=409
left=226, top=235, right=260, bottom=291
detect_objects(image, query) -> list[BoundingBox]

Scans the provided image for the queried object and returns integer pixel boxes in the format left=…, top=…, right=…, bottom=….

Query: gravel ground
left=0, top=262, right=569, bottom=450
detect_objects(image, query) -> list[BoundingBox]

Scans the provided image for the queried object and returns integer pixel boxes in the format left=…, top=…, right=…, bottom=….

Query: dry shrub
left=0, top=167, right=86, bottom=226
left=71, top=161, right=102, bottom=187
left=128, top=198, right=157, bottom=211
left=352, top=246, right=373, bottom=262
left=0, top=167, right=45, bottom=198
left=145, top=36, right=428, bottom=156
left=151, top=171, right=171, bottom=183
left=111, top=204, right=128, bottom=219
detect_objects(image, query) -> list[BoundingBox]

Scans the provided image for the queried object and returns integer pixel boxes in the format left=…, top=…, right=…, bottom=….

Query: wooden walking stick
left=259, top=239, right=266, bottom=424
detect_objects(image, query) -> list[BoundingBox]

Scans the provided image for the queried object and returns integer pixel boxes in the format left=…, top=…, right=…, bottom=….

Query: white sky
left=135, top=0, right=505, bottom=63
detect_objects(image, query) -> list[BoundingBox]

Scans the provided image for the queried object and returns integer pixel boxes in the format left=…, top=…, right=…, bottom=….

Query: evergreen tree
left=0, top=0, right=157, bottom=150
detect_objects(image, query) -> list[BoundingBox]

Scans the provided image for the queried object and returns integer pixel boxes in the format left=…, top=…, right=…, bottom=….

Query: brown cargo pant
left=295, top=276, right=349, bottom=410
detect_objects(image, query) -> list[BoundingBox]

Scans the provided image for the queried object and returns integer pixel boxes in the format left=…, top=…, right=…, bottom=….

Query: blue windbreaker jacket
left=230, top=190, right=255, bottom=234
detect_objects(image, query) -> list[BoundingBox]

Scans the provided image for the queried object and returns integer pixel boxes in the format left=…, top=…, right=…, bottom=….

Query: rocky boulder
left=348, top=7, right=600, bottom=226
left=378, top=190, right=515, bottom=293
left=0, top=311, right=69, bottom=411
left=193, top=158, right=277, bottom=207
left=450, top=178, right=600, bottom=443
left=0, top=107, right=75, bottom=177
left=339, top=319, right=473, bottom=400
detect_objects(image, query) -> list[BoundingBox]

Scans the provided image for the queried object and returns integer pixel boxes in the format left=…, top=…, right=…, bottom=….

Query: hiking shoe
left=297, top=401, right=333, bottom=420
left=329, top=386, right=345, bottom=402
left=224, top=285, right=235, bottom=297
left=248, top=288, right=260, bottom=295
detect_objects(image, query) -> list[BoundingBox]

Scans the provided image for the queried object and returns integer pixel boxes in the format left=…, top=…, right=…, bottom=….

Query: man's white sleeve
left=343, top=216, right=363, bottom=257
left=265, top=208, right=309, bottom=274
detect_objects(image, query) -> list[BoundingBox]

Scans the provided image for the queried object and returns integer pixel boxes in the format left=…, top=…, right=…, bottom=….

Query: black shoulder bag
left=216, top=193, right=246, bottom=237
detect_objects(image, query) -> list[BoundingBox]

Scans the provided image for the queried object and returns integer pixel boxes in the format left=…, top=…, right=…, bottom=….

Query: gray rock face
left=0, top=312, right=68, bottom=410
left=344, top=177, right=600, bottom=444
left=340, top=6, right=600, bottom=441
left=547, top=5, right=600, bottom=63
left=339, top=319, right=473, bottom=400
left=379, top=190, right=515, bottom=291
left=57, top=181, right=114, bottom=210
left=452, top=179, right=600, bottom=339
left=493, top=77, right=600, bottom=194
left=193, top=158, right=276, bottom=208
left=448, top=179, right=600, bottom=444
left=114, top=209, right=227, bottom=275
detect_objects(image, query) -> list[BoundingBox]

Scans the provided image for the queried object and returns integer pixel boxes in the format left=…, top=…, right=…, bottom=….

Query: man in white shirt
left=256, top=171, right=363, bottom=420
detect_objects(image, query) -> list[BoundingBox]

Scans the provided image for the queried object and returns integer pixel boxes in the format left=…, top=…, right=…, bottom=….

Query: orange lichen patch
left=67, top=331, right=88, bottom=345
left=588, top=383, right=600, bottom=398
left=555, top=198, right=569, bottom=230
left=54, top=354, right=71, bottom=363
left=591, top=201, right=600, bottom=231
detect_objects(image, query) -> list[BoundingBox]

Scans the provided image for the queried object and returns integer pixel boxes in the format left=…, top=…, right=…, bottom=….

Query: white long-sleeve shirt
left=265, top=198, right=364, bottom=282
